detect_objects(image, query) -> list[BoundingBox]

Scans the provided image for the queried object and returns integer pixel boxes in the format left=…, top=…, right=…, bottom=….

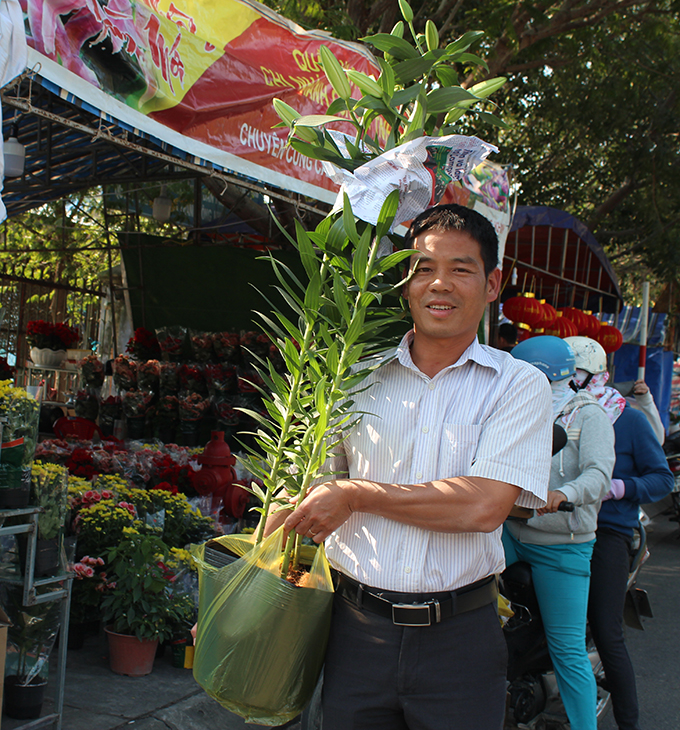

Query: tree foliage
left=263, top=0, right=680, bottom=299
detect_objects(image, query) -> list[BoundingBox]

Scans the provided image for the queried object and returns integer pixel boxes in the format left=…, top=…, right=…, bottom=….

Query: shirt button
left=428, top=382, right=435, bottom=390
left=415, top=473, right=423, bottom=480
left=422, top=426, right=429, bottom=433
left=404, top=566, right=412, bottom=574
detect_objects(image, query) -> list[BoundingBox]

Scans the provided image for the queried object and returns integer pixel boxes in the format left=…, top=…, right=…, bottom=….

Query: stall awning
left=504, top=205, right=623, bottom=312
left=1, top=0, right=381, bottom=220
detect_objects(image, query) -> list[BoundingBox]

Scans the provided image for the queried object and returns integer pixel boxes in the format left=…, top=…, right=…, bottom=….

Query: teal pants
left=502, top=528, right=597, bottom=730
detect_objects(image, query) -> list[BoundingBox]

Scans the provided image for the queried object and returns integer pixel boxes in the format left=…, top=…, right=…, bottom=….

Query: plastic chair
left=53, top=416, right=102, bottom=440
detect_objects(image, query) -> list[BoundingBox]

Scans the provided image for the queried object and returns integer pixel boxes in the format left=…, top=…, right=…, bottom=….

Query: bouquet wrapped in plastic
left=79, top=354, right=105, bottom=388
left=156, top=326, right=187, bottom=362
left=159, top=361, right=180, bottom=394
left=74, top=389, right=99, bottom=421
left=190, top=330, right=215, bottom=363
left=204, top=364, right=237, bottom=399
left=137, top=359, right=160, bottom=392
left=112, top=355, right=137, bottom=391
left=180, top=364, right=207, bottom=395
left=191, top=527, right=333, bottom=725
left=99, top=396, right=121, bottom=437
left=211, top=331, right=240, bottom=364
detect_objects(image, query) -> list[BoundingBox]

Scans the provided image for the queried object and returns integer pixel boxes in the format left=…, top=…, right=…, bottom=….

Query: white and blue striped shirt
left=325, top=331, right=552, bottom=593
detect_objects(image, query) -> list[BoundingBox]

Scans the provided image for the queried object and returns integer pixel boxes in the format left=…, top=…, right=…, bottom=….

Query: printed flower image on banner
left=20, top=0, right=381, bottom=195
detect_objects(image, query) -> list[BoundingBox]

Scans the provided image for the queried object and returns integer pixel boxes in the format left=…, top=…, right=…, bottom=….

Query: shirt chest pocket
left=440, top=423, right=483, bottom=478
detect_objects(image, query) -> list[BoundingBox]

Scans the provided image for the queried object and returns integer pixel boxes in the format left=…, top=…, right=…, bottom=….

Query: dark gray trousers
left=321, top=593, right=507, bottom=730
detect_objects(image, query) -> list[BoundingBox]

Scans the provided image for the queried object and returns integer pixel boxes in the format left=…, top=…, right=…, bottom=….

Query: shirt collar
left=394, top=330, right=503, bottom=375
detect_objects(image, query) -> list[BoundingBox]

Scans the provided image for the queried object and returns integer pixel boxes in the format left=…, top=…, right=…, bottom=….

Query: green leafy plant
left=101, top=533, right=194, bottom=643
left=0, top=381, right=40, bottom=469
left=239, top=2, right=506, bottom=578
left=31, top=462, right=69, bottom=540
left=273, top=0, right=506, bottom=171
left=239, top=191, right=411, bottom=576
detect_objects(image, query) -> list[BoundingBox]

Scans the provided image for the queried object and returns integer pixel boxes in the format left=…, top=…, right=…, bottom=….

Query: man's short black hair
left=403, top=204, right=499, bottom=277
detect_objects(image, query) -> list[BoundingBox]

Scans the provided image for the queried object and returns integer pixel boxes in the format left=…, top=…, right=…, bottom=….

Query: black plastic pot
left=3, top=675, right=47, bottom=719
left=17, top=536, right=60, bottom=577
left=0, top=466, right=31, bottom=508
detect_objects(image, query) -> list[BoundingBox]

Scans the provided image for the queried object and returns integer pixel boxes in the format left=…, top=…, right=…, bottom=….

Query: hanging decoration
left=545, top=313, right=579, bottom=338
left=597, top=324, right=623, bottom=353
left=580, top=312, right=602, bottom=339
left=502, top=293, right=544, bottom=328
left=558, top=307, right=589, bottom=334
left=535, top=301, right=557, bottom=329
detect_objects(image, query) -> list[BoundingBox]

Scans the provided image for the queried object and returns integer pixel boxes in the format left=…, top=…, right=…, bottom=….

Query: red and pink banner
left=20, top=0, right=380, bottom=199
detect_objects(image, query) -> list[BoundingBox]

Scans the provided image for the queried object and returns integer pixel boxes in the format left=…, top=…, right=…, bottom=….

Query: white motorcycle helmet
left=563, top=336, right=607, bottom=389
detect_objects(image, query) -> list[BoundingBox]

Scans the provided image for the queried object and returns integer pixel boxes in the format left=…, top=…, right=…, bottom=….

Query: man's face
left=403, top=228, right=501, bottom=345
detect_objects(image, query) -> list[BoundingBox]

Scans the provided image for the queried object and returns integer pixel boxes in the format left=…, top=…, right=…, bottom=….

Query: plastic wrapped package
left=191, top=527, right=333, bottom=725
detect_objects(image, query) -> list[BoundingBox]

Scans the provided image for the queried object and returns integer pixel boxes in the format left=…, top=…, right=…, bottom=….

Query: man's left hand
left=283, top=480, right=355, bottom=543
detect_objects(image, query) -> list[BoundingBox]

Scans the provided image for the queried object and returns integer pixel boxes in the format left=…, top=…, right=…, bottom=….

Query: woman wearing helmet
left=565, top=336, right=673, bottom=730
left=508, top=335, right=616, bottom=730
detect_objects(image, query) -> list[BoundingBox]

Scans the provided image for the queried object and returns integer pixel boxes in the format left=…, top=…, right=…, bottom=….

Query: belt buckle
left=391, top=601, right=439, bottom=626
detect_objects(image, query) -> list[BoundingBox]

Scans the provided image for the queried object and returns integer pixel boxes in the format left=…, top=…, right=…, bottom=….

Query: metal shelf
left=1, top=506, right=72, bottom=730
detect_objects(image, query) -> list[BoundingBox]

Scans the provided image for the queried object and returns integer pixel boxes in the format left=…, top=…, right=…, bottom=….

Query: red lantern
left=516, top=323, right=532, bottom=342
left=502, top=293, right=543, bottom=327
left=580, top=313, right=602, bottom=339
left=558, top=307, right=589, bottom=334
left=597, top=324, right=623, bottom=353
left=535, top=301, right=557, bottom=329
left=545, top=314, right=579, bottom=338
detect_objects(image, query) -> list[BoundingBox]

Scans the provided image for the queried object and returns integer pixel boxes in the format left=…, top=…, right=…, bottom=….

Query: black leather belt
left=332, top=570, right=498, bottom=627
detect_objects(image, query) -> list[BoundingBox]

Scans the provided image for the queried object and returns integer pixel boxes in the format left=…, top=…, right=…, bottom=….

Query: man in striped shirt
left=283, top=204, right=552, bottom=729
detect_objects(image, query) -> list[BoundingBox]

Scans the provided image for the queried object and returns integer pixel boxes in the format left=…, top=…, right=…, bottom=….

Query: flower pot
left=30, top=347, right=67, bottom=368
left=0, top=464, right=31, bottom=507
left=3, top=675, right=48, bottom=719
left=17, top=536, right=61, bottom=577
left=105, top=627, right=158, bottom=676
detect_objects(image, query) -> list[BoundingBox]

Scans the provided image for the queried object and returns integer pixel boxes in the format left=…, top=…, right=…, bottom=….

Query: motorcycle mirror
left=552, top=423, right=567, bottom=456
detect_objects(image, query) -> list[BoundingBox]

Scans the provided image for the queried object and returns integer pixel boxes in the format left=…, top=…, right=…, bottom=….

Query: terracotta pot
left=30, top=347, right=67, bottom=368
left=104, top=627, right=158, bottom=676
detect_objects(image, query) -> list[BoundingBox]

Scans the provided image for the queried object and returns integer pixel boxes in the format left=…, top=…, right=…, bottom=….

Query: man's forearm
left=285, top=476, right=521, bottom=542
left=351, top=476, right=521, bottom=533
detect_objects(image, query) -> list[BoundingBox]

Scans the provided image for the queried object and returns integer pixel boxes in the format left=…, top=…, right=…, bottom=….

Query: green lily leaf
left=361, top=33, right=419, bottom=60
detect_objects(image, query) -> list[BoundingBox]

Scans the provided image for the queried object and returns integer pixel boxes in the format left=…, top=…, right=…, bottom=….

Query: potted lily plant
left=192, top=1, right=506, bottom=724
left=102, top=533, right=195, bottom=677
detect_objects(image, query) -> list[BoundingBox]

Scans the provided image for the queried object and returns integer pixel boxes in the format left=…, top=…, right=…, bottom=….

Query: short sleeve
left=469, top=363, right=552, bottom=508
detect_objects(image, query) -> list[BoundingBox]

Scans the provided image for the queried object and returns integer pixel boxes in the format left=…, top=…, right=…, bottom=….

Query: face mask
left=550, top=377, right=575, bottom=419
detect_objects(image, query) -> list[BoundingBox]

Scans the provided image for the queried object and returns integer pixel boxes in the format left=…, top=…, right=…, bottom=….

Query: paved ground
left=4, top=632, right=302, bottom=730
left=3, top=633, right=295, bottom=730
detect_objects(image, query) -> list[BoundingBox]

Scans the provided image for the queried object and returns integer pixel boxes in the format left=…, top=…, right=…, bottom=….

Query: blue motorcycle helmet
left=511, top=335, right=576, bottom=382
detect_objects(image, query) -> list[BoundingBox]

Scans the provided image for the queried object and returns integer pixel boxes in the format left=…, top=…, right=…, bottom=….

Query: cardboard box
left=0, top=606, right=11, bottom=730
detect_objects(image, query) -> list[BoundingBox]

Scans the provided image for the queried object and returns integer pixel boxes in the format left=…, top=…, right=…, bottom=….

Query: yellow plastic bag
left=190, top=527, right=334, bottom=726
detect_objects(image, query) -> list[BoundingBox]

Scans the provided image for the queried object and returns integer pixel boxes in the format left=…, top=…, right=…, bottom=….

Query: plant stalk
left=279, top=229, right=384, bottom=577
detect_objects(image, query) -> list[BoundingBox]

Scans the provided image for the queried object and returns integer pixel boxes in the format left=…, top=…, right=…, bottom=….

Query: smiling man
left=282, top=204, right=552, bottom=730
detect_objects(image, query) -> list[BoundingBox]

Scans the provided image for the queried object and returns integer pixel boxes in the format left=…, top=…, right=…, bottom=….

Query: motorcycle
left=501, top=515, right=652, bottom=730
left=661, top=431, right=680, bottom=528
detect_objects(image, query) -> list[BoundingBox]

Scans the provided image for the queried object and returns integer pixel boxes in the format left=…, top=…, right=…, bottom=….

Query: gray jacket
left=507, top=391, right=615, bottom=545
